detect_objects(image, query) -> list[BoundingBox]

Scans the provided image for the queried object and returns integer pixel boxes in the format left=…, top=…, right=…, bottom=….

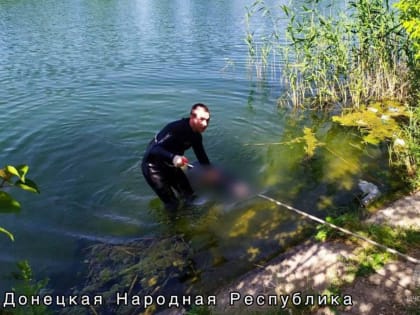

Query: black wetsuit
left=142, top=118, right=210, bottom=211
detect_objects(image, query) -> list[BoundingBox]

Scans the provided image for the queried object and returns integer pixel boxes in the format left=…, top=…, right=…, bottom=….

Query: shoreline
left=58, top=191, right=419, bottom=315
left=211, top=191, right=420, bottom=315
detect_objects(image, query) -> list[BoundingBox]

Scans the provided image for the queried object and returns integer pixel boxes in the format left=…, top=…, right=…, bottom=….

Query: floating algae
left=332, top=100, right=409, bottom=145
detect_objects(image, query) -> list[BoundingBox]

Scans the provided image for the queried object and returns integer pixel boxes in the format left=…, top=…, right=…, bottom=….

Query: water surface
left=0, top=0, right=399, bottom=297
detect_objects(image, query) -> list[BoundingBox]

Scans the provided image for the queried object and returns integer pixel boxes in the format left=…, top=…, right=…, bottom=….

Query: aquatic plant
left=244, top=126, right=324, bottom=159
left=331, top=100, right=420, bottom=182
left=246, top=0, right=411, bottom=110
left=245, top=0, right=278, bottom=80
left=302, top=127, right=321, bottom=158
left=332, top=100, right=409, bottom=145
left=246, top=0, right=420, bottom=188
left=61, top=237, right=195, bottom=314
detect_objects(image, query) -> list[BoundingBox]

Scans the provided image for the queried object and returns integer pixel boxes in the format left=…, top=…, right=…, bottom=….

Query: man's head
left=189, top=103, right=210, bottom=133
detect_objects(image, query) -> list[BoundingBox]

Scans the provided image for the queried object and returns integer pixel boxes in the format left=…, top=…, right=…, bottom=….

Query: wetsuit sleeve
left=192, top=136, right=210, bottom=165
left=148, top=143, right=174, bottom=163
left=147, top=127, right=176, bottom=163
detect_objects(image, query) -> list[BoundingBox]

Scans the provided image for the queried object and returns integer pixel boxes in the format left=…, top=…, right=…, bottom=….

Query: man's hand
left=172, top=155, right=189, bottom=167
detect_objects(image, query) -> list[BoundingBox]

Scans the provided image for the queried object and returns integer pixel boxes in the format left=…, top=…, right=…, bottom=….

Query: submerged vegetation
left=246, top=0, right=420, bottom=190
left=332, top=100, right=409, bottom=145
left=59, top=237, right=194, bottom=315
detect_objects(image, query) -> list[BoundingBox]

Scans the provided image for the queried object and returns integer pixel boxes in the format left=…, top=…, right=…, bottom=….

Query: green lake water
left=0, top=0, right=402, bottom=302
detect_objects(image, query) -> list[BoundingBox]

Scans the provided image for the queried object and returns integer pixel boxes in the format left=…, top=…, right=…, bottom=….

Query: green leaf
left=16, top=165, right=29, bottom=183
left=315, top=229, right=328, bottom=242
left=0, top=191, right=21, bottom=213
left=281, top=5, right=290, bottom=17
left=6, top=165, right=20, bottom=179
left=14, top=179, right=40, bottom=194
left=0, top=227, right=14, bottom=241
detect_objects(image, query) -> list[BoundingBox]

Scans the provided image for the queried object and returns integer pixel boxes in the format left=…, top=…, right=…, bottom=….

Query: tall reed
left=246, top=0, right=412, bottom=110
left=245, top=1, right=278, bottom=80
left=246, top=0, right=420, bottom=187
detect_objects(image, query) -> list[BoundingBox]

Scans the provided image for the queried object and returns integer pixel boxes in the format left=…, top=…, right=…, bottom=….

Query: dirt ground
left=213, top=191, right=420, bottom=315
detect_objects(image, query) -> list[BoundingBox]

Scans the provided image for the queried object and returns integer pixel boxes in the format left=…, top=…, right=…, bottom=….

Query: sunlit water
left=0, top=0, right=401, bottom=297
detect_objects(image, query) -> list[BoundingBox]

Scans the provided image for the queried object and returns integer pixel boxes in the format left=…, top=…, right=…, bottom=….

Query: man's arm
left=192, top=135, right=210, bottom=165
left=148, top=143, right=174, bottom=163
left=147, top=127, right=177, bottom=163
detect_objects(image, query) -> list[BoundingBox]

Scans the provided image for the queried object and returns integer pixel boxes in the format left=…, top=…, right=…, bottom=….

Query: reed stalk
left=246, top=0, right=412, bottom=110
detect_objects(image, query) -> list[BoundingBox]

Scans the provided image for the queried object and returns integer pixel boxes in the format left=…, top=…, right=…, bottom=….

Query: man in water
left=142, top=103, right=211, bottom=211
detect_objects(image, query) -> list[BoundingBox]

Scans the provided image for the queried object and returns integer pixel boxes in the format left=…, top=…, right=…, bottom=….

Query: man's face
left=189, top=106, right=210, bottom=133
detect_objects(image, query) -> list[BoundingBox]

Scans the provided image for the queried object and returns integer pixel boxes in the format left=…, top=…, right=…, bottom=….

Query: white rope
left=257, top=193, right=420, bottom=264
